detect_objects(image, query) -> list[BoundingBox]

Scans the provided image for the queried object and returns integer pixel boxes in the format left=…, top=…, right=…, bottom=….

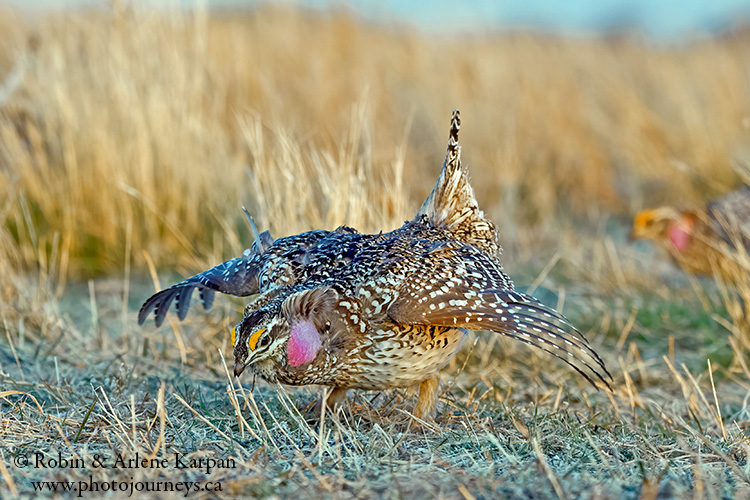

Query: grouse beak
left=233, top=361, right=246, bottom=377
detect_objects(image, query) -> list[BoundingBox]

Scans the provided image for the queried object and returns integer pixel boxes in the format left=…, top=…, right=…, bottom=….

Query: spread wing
left=138, top=250, right=263, bottom=327
left=387, top=244, right=611, bottom=388
left=705, top=185, right=750, bottom=250
left=138, top=228, right=334, bottom=327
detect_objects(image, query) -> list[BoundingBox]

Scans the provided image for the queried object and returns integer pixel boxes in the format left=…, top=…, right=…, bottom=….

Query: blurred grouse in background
left=631, top=186, right=750, bottom=282
left=139, top=110, right=611, bottom=420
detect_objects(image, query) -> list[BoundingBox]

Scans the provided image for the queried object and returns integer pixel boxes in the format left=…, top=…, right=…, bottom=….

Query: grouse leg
left=313, top=386, right=348, bottom=419
left=413, top=376, right=440, bottom=421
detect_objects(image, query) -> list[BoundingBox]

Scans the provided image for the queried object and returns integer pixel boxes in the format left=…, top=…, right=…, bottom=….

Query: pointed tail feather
left=417, top=110, right=499, bottom=255
left=418, top=110, right=469, bottom=227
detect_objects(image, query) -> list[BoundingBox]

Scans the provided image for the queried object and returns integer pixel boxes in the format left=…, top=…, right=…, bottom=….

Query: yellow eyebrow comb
left=248, top=328, right=267, bottom=351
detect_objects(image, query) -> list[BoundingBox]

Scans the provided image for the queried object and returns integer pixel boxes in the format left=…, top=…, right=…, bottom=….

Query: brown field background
left=2, top=4, right=750, bottom=283
left=2, top=3, right=750, bottom=498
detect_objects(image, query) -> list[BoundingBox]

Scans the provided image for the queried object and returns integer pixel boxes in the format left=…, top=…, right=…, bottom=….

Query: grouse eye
left=259, top=335, right=271, bottom=347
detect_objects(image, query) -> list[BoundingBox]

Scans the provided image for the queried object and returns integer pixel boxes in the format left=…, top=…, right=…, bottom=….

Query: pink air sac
left=668, top=223, right=691, bottom=251
left=287, top=321, right=322, bottom=367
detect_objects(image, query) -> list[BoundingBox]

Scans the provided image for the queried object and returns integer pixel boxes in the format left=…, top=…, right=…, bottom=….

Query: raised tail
left=417, top=110, right=500, bottom=256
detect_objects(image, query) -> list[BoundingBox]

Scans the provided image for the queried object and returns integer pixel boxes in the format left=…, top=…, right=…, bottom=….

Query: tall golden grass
left=2, top=4, right=750, bottom=284
left=3, top=8, right=750, bottom=496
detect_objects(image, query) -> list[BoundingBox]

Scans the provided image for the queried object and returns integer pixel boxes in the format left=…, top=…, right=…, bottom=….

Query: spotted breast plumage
left=139, top=110, right=611, bottom=420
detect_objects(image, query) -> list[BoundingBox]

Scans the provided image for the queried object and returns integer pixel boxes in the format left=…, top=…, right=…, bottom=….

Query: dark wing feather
left=199, top=287, right=215, bottom=311
left=139, top=229, right=338, bottom=327
left=176, top=286, right=194, bottom=321
left=138, top=251, right=262, bottom=326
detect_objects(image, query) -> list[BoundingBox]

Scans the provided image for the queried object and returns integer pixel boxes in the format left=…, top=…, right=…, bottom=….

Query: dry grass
left=2, top=3, right=750, bottom=498
left=3, top=4, right=750, bottom=277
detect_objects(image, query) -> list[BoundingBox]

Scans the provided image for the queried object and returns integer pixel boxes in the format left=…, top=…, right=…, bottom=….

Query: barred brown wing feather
left=138, top=253, right=261, bottom=327
left=388, top=285, right=611, bottom=388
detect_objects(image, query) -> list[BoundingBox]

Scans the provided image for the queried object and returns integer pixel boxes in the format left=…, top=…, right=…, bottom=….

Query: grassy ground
left=2, top=4, right=750, bottom=499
